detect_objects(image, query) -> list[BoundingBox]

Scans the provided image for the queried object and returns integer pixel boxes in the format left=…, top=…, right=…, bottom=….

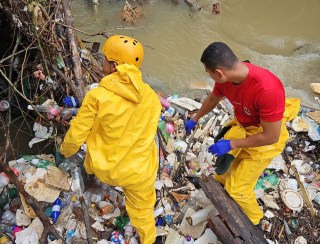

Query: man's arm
left=60, top=92, right=98, bottom=157
left=193, top=92, right=223, bottom=122
left=230, top=119, right=282, bottom=149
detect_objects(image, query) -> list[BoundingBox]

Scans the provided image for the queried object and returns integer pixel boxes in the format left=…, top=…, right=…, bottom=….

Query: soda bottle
left=63, top=96, right=79, bottom=108
left=51, top=198, right=62, bottom=223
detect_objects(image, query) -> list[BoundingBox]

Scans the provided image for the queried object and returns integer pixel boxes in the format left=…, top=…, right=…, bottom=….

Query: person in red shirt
left=185, top=42, right=299, bottom=226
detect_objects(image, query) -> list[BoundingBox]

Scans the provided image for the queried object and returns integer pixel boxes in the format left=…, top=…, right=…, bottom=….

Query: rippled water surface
left=71, top=0, right=320, bottom=108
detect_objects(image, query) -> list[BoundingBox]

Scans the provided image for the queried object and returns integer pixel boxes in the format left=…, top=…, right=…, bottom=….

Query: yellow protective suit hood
left=60, top=64, right=162, bottom=191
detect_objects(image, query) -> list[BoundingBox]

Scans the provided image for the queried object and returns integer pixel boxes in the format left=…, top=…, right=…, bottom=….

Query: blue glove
left=208, top=140, right=232, bottom=157
left=55, top=149, right=66, bottom=166
left=185, top=119, right=197, bottom=134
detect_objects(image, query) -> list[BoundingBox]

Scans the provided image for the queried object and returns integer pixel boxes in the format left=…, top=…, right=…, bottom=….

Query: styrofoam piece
left=291, top=116, right=308, bottom=132
left=164, top=228, right=184, bottom=244
left=154, top=207, right=164, bottom=218
left=179, top=208, right=207, bottom=239
left=267, top=154, right=285, bottom=171
left=279, top=178, right=298, bottom=191
left=170, top=97, right=202, bottom=112
left=294, top=236, right=307, bottom=244
left=174, top=140, right=188, bottom=153
left=296, top=164, right=311, bottom=175
left=254, top=188, right=265, bottom=199
left=261, top=195, right=280, bottom=210
left=281, top=189, right=304, bottom=212
left=186, top=205, right=217, bottom=226
left=194, top=228, right=218, bottom=244
left=15, top=227, right=38, bottom=244
left=16, top=209, right=31, bottom=226
left=264, top=210, right=275, bottom=219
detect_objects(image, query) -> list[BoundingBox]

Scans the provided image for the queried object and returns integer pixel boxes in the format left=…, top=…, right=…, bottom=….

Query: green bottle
left=0, top=187, right=18, bottom=209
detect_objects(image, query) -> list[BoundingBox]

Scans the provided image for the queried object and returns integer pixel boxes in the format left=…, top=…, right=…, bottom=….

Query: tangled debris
left=0, top=0, right=319, bottom=243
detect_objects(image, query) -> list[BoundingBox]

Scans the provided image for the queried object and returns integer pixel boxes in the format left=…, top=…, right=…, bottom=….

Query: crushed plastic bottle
left=55, top=195, right=77, bottom=229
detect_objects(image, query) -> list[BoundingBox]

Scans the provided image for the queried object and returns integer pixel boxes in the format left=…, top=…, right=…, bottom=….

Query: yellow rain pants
left=60, top=64, right=162, bottom=244
left=214, top=98, right=300, bottom=225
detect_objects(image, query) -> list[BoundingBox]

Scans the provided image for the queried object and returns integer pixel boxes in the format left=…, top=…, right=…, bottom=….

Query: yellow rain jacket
left=60, top=64, right=161, bottom=244
left=215, top=98, right=300, bottom=225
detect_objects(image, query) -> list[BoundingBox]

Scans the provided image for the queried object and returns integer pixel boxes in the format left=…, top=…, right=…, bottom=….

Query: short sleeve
left=212, top=82, right=224, bottom=97
left=258, top=89, right=285, bottom=122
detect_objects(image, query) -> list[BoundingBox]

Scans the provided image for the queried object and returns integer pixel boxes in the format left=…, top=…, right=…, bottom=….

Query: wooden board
left=200, top=176, right=268, bottom=244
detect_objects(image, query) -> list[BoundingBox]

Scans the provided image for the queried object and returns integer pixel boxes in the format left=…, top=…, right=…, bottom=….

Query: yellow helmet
left=102, top=35, right=144, bottom=68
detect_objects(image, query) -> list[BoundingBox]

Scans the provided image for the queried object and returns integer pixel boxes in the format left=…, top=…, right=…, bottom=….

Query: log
left=199, top=176, right=268, bottom=244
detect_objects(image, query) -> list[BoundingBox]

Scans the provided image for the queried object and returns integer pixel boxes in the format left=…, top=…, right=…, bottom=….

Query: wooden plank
left=200, top=177, right=268, bottom=244
left=208, top=215, right=241, bottom=244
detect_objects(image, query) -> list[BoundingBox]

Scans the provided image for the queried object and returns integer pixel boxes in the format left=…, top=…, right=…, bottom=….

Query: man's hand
left=208, top=139, right=232, bottom=157
left=185, top=119, right=197, bottom=134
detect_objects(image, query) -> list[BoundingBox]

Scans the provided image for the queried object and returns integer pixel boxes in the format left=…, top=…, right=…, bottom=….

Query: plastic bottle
left=30, top=104, right=61, bottom=119
left=55, top=196, right=77, bottom=229
left=63, top=96, right=79, bottom=108
left=71, top=166, right=84, bottom=197
left=184, top=235, right=194, bottom=244
left=114, top=215, right=130, bottom=230
left=0, top=173, right=9, bottom=188
left=0, top=187, right=18, bottom=209
left=51, top=198, right=62, bottom=223
left=124, top=224, right=135, bottom=244
left=2, top=210, right=16, bottom=225
left=0, top=100, right=9, bottom=111
left=58, top=151, right=85, bottom=172
left=30, top=158, right=55, bottom=169
left=60, top=108, right=79, bottom=120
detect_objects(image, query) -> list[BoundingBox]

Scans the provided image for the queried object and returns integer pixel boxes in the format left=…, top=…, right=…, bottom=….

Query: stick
left=62, top=0, right=85, bottom=100
left=80, top=196, right=93, bottom=244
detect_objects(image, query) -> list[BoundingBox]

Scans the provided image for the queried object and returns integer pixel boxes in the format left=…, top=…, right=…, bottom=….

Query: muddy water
left=71, top=0, right=320, bottom=108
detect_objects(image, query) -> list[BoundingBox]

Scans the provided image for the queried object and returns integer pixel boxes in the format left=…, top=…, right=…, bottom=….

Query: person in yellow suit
left=185, top=42, right=299, bottom=227
left=60, top=35, right=162, bottom=244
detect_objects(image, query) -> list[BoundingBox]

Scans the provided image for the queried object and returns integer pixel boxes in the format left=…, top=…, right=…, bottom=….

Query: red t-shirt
left=213, top=63, right=285, bottom=127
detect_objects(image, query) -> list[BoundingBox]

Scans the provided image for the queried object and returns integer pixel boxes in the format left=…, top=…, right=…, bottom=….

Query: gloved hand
left=55, top=149, right=66, bottom=166
left=208, top=139, right=232, bottom=157
left=185, top=119, right=197, bottom=134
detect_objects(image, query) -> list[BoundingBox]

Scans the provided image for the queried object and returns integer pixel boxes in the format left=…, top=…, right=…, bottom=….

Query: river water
left=71, top=0, right=320, bottom=108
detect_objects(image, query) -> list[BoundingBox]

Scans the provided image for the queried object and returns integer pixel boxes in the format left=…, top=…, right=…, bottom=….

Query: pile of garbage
left=0, top=92, right=319, bottom=243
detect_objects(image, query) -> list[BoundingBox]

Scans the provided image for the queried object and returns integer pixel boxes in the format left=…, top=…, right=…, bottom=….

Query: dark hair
left=200, top=42, right=238, bottom=71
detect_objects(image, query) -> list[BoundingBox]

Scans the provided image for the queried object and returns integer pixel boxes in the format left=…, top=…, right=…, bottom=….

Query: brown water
left=71, top=0, right=320, bottom=108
